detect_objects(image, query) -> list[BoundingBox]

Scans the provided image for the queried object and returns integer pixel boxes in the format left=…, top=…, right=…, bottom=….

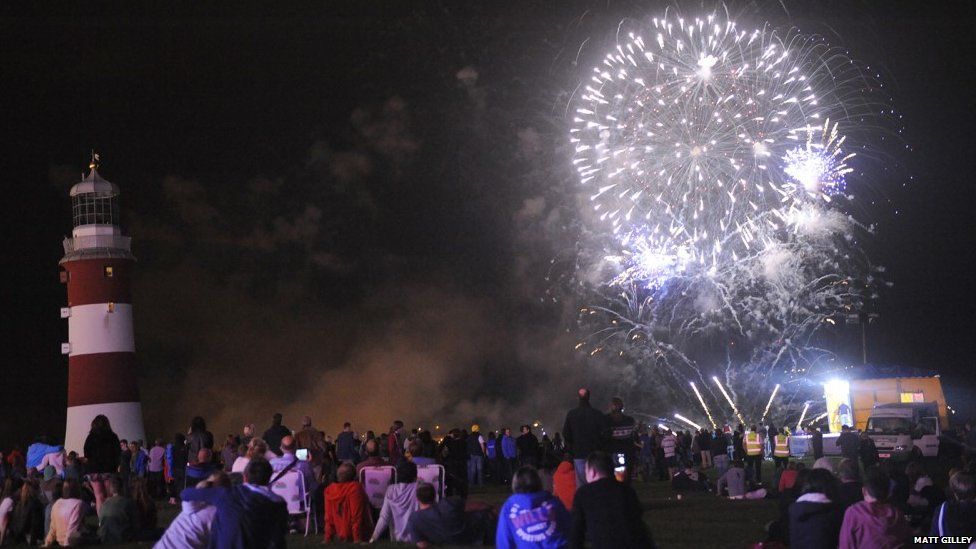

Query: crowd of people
left=0, top=388, right=975, bottom=548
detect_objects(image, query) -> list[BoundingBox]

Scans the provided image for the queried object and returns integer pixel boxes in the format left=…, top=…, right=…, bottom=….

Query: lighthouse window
left=104, top=266, right=114, bottom=277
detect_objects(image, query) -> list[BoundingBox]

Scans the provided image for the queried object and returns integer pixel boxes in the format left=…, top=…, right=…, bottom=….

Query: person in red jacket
left=324, top=463, right=372, bottom=543
left=553, top=455, right=578, bottom=511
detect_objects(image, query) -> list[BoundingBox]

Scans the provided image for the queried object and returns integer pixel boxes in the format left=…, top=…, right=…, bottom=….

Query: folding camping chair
left=416, top=464, right=446, bottom=501
left=359, top=466, right=396, bottom=511
left=270, top=469, right=317, bottom=536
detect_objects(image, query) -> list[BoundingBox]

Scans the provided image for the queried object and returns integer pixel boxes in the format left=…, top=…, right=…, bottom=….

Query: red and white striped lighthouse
left=60, top=156, right=145, bottom=452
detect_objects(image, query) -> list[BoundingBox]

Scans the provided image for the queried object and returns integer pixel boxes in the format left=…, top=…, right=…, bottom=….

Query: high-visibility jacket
left=774, top=434, right=790, bottom=457
left=745, top=432, right=762, bottom=456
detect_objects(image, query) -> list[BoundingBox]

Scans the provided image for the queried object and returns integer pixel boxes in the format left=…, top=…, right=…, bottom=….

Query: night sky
left=2, top=1, right=975, bottom=445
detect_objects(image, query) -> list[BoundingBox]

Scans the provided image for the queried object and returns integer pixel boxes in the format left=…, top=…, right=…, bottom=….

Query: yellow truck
left=795, top=375, right=948, bottom=460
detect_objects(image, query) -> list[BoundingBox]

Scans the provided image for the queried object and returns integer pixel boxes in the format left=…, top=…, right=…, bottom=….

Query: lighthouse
left=60, top=155, right=145, bottom=452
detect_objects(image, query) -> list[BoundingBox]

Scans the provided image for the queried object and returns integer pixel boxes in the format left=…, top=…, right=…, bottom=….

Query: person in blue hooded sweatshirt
left=496, top=466, right=571, bottom=549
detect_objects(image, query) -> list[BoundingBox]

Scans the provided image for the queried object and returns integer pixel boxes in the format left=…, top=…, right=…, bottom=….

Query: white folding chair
left=359, top=466, right=396, bottom=511
left=270, top=469, right=317, bottom=536
left=416, top=464, right=446, bottom=501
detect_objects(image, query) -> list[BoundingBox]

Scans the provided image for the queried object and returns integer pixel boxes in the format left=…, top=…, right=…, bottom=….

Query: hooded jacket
left=497, top=491, right=571, bottom=549
left=930, top=500, right=976, bottom=539
left=370, top=482, right=418, bottom=543
left=552, top=462, right=577, bottom=511
left=788, top=493, right=842, bottom=549
left=839, top=500, right=912, bottom=549
left=180, top=484, right=287, bottom=549
left=323, top=480, right=372, bottom=543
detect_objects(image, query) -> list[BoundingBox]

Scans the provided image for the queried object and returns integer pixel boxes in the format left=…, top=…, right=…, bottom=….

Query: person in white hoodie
left=369, top=458, right=420, bottom=543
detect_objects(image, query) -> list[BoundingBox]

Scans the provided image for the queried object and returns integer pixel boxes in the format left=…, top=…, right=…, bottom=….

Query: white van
left=865, top=402, right=941, bottom=460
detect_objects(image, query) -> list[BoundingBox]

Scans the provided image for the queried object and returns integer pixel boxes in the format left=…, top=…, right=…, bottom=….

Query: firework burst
left=570, top=10, right=895, bottom=427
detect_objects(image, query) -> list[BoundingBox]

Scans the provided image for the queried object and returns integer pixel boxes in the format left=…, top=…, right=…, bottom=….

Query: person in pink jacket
left=839, top=467, right=912, bottom=549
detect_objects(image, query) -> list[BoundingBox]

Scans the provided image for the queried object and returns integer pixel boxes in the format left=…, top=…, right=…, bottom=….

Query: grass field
left=9, top=461, right=811, bottom=548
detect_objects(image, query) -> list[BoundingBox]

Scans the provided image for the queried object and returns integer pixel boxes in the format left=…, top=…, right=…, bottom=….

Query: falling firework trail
left=761, top=384, right=781, bottom=423
left=674, top=413, right=701, bottom=430
left=713, top=376, right=745, bottom=425
left=690, top=381, right=717, bottom=428
left=796, top=401, right=811, bottom=430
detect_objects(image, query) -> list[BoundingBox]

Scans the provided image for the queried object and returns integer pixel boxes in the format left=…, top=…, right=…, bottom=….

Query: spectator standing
left=388, top=420, right=406, bottom=464
left=773, top=429, right=791, bottom=471
left=148, top=439, right=166, bottom=497
left=858, top=432, right=879, bottom=470
left=517, top=425, right=541, bottom=468
left=241, top=424, right=255, bottom=448
left=82, top=414, right=121, bottom=514
left=562, top=388, right=609, bottom=486
left=486, top=432, right=500, bottom=484
left=336, top=423, right=358, bottom=464
left=496, top=466, right=571, bottom=549
left=744, top=425, right=763, bottom=483
left=295, top=415, right=327, bottom=480
left=606, top=397, right=638, bottom=478
left=167, top=433, right=188, bottom=504
left=836, top=425, right=860, bottom=465
left=839, top=467, right=912, bottom=549
left=570, top=452, right=654, bottom=549
left=180, top=458, right=288, bottom=549
left=711, top=430, right=730, bottom=476
left=467, top=425, right=487, bottom=486
left=441, top=429, right=469, bottom=499
left=661, top=430, right=678, bottom=478
left=187, top=417, right=215, bottom=463
left=262, top=413, right=291, bottom=457
left=811, top=427, right=824, bottom=460
left=501, top=428, right=518, bottom=484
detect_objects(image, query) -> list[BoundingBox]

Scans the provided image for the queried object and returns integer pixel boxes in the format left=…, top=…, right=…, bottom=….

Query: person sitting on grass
left=324, top=463, right=372, bottom=543
left=835, top=459, right=863, bottom=513
left=570, top=452, right=655, bottom=549
left=788, top=468, right=842, bottom=549
left=717, top=459, right=747, bottom=499
left=180, top=458, right=288, bottom=549
left=552, top=454, right=577, bottom=511
left=839, top=467, right=912, bottom=549
left=778, top=461, right=803, bottom=494
left=97, top=476, right=138, bottom=545
left=929, top=470, right=976, bottom=540
left=671, top=466, right=709, bottom=494
left=405, top=482, right=478, bottom=546
left=370, top=459, right=420, bottom=543
left=44, top=479, right=92, bottom=547
left=496, top=465, right=571, bottom=549
left=155, top=471, right=230, bottom=549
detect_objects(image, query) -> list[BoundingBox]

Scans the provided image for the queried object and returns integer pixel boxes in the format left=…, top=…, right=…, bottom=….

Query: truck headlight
left=894, top=445, right=907, bottom=452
